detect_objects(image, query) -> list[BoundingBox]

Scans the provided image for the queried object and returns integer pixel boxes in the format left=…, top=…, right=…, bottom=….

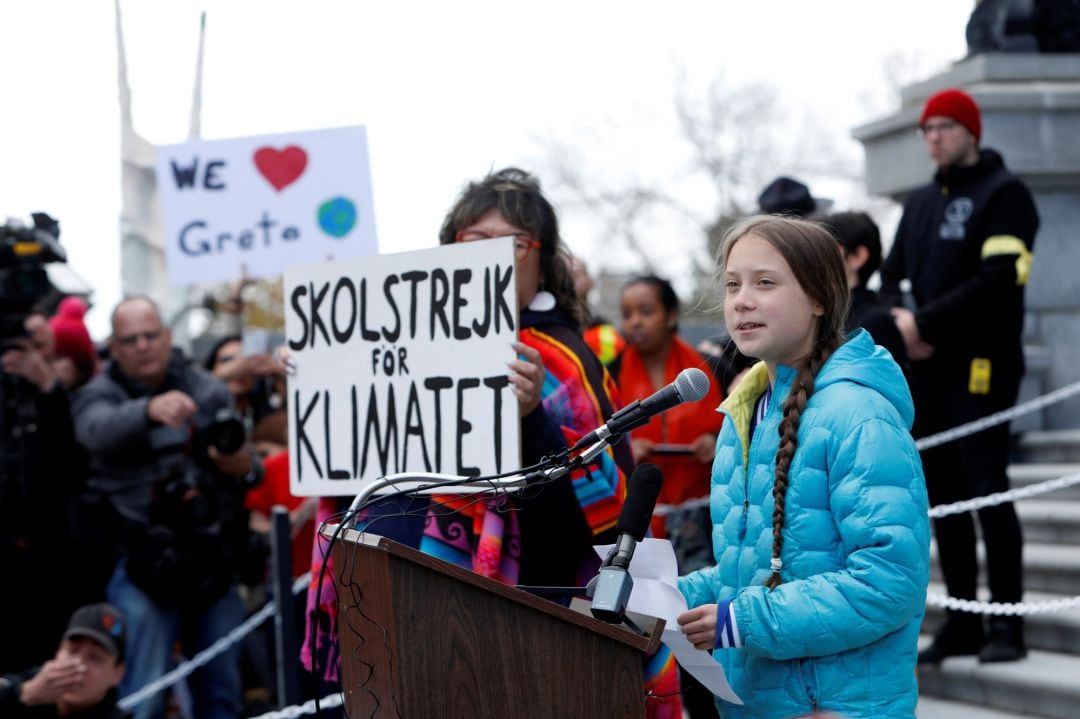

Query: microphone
left=571, top=368, right=711, bottom=452
left=590, top=463, right=664, bottom=623
left=606, top=463, right=662, bottom=569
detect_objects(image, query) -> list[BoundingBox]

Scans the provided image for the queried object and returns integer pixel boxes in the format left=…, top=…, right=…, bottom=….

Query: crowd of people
left=0, top=87, right=1039, bottom=718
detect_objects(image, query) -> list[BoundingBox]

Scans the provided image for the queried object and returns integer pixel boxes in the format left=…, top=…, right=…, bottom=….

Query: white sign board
left=284, top=238, right=521, bottom=497
left=155, top=126, right=378, bottom=285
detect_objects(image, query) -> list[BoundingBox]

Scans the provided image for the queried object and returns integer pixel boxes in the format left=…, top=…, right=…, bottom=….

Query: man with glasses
left=880, top=88, right=1039, bottom=665
left=71, top=297, right=260, bottom=718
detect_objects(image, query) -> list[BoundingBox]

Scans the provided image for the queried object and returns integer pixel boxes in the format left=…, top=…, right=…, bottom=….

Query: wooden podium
left=328, top=527, right=665, bottom=718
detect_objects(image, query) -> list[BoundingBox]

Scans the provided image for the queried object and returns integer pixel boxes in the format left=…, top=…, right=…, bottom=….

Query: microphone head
left=674, top=367, right=711, bottom=403
left=616, top=463, right=664, bottom=541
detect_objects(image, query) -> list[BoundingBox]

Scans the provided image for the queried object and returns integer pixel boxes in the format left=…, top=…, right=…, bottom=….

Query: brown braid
left=716, top=215, right=852, bottom=590
left=765, top=335, right=841, bottom=590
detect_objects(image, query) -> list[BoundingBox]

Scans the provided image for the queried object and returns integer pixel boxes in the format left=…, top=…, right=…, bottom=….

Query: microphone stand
left=346, top=434, right=619, bottom=520
left=339, top=434, right=653, bottom=634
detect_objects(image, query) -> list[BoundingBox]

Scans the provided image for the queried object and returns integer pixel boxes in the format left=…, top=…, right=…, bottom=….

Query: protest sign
left=284, top=238, right=521, bottom=497
left=155, top=125, right=377, bottom=285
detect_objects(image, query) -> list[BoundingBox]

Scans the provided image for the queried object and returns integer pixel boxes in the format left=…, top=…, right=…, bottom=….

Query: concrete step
left=917, top=694, right=1043, bottom=719
left=1007, top=463, right=1080, bottom=500
left=1016, top=499, right=1080, bottom=546
left=1016, top=431, right=1080, bottom=463
left=916, top=643, right=1080, bottom=719
left=923, top=583, right=1080, bottom=655
left=930, top=541, right=1080, bottom=595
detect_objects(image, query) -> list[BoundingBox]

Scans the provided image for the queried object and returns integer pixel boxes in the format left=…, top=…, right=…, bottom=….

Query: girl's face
left=723, top=234, right=823, bottom=382
left=455, top=208, right=541, bottom=310
left=620, top=282, right=675, bottom=355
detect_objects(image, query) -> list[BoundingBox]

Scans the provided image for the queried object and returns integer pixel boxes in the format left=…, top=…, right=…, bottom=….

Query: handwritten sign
left=284, top=238, right=521, bottom=497
left=155, top=126, right=377, bottom=285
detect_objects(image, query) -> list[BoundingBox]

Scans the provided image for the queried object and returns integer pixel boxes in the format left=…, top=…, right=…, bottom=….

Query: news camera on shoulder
left=0, top=212, right=66, bottom=349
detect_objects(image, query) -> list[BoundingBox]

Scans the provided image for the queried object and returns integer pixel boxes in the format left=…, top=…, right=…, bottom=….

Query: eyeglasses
left=917, top=120, right=961, bottom=138
left=454, top=229, right=542, bottom=260
left=115, top=330, right=162, bottom=347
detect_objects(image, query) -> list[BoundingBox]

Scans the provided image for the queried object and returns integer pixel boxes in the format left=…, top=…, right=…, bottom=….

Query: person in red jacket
left=612, top=274, right=725, bottom=568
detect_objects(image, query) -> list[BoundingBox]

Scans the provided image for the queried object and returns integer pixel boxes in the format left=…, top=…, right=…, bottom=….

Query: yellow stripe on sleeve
left=981, top=235, right=1032, bottom=286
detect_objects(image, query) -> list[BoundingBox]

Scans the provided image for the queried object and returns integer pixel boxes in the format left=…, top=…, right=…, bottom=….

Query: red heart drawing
left=253, top=145, right=308, bottom=191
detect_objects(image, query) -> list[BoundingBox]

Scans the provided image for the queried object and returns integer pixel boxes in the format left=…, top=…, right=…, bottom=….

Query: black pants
left=912, top=368, right=1024, bottom=613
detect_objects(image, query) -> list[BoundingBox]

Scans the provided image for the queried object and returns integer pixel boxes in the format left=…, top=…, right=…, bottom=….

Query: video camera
left=0, top=212, right=66, bottom=347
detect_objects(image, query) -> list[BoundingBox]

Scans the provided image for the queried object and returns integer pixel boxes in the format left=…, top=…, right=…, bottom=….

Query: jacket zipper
left=741, top=394, right=769, bottom=524
left=795, top=659, right=819, bottom=714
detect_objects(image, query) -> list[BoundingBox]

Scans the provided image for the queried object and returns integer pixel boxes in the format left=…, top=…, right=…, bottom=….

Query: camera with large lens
left=199, top=407, right=247, bottom=457
left=0, top=213, right=65, bottom=349
left=132, top=406, right=259, bottom=606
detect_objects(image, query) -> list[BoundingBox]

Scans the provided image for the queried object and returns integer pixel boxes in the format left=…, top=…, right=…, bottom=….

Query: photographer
left=71, top=297, right=262, bottom=719
left=0, top=312, right=86, bottom=674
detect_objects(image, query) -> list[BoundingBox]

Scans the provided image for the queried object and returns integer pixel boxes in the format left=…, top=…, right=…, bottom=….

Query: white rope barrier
left=914, top=378, right=1080, bottom=451
left=926, top=592, right=1080, bottom=616
left=245, top=692, right=344, bottom=719
left=118, top=573, right=311, bottom=712
left=929, top=469, right=1080, bottom=518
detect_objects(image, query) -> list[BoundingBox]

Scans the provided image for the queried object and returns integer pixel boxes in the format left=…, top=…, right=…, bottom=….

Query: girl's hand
left=508, top=341, right=546, bottom=416
left=677, top=604, right=718, bottom=651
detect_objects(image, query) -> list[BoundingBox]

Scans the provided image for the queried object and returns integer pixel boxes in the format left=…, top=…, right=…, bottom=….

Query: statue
left=967, top=0, right=1080, bottom=54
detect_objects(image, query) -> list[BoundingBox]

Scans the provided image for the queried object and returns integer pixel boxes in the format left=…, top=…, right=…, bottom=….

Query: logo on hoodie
left=940, top=197, right=973, bottom=240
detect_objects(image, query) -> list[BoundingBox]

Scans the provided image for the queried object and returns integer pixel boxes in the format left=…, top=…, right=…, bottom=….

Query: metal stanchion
left=270, top=506, right=301, bottom=708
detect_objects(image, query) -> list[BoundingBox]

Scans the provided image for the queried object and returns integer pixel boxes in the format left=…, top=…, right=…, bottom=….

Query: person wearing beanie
left=49, top=297, right=98, bottom=391
left=1, top=312, right=91, bottom=675
left=0, top=603, right=130, bottom=718
left=880, top=86, right=1039, bottom=665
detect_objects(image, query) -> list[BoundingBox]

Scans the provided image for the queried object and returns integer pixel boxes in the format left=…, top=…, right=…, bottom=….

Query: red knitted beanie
left=50, top=296, right=98, bottom=378
left=920, top=88, right=981, bottom=141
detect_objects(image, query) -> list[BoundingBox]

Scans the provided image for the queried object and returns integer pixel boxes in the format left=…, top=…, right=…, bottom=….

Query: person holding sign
left=423, top=167, right=634, bottom=588
left=303, top=168, right=681, bottom=717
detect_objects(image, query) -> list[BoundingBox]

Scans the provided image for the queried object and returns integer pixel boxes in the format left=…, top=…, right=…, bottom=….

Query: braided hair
left=718, top=216, right=850, bottom=590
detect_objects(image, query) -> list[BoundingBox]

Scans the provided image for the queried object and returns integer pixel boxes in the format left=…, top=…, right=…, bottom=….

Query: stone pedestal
left=853, top=53, right=1080, bottom=431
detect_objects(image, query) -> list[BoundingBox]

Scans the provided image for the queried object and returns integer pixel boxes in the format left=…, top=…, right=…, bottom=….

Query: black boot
left=918, top=616, right=985, bottom=665
left=979, top=617, right=1027, bottom=663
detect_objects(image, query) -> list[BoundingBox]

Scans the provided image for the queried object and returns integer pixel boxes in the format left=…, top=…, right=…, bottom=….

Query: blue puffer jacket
left=678, top=330, right=930, bottom=719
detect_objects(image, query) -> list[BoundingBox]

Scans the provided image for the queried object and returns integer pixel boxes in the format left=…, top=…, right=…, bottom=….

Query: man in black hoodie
left=881, top=87, right=1039, bottom=665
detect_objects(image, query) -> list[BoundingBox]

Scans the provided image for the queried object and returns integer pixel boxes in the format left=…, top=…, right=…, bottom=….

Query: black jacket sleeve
left=915, top=182, right=1038, bottom=345
left=878, top=209, right=909, bottom=309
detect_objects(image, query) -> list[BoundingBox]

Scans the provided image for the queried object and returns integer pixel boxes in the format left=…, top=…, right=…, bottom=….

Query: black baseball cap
left=63, top=603, right=126, bottom=661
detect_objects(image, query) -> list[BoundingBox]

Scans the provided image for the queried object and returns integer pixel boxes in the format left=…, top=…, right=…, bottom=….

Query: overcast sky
left=1, top=1, right=974, bottom=337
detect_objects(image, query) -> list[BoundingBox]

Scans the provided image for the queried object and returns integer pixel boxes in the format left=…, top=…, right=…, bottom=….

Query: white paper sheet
left=594, top=539, right=742, bottom=704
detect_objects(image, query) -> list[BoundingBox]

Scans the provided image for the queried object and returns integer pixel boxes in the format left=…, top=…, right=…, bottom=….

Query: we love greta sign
left=155, top=126, right=378, bottom=286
